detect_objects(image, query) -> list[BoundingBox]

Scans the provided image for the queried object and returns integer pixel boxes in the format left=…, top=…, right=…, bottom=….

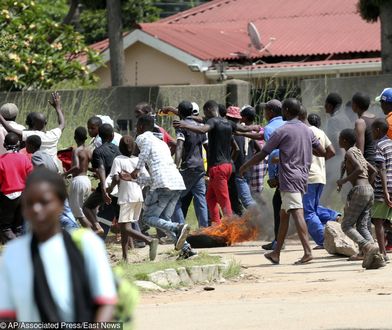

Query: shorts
left=281, top=191, right=303, bottom=212
left=69, top=176, right=91, bottom=218
left=118, top=202, right=143, bottom=223
left=371, top=201, right=392, bottom=221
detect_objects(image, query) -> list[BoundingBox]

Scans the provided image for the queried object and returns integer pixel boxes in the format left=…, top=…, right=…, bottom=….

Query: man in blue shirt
left=262, top=100, right=285, bottom=251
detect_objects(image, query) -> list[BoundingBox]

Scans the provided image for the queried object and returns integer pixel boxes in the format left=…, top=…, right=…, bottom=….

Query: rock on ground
left=134, top=281, right=165, bottom=292
left=324, top=221, right=358, bottom=257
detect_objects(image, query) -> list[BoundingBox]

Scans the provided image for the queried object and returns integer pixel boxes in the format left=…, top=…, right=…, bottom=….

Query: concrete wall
left=0, top=80, right=249, bottom=147
left=301, top=74, right=392, bottom=118
left=96, top=42, right=207, bottom=88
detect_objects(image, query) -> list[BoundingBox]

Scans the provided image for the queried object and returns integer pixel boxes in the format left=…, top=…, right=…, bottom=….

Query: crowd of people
left=1, top=87, right=392, bottom=321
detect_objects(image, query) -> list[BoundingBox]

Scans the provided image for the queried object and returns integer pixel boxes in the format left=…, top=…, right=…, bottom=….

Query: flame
left=198, top=212, right=260, bottom=245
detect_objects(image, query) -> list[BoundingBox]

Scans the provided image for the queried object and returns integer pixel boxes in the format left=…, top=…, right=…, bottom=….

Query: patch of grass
left=222, top=258, right=241, bottom=279
left=120, top=252, right=220, bottom=282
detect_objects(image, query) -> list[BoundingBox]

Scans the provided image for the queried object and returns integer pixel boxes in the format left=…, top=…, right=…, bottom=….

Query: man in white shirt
left=301, top=111, right=341, bottom=248
left=0, top=92, right=65, bottom=171
left=119, top=115, right=195, bottom=258
left=0, top=103, right=26, bottom=155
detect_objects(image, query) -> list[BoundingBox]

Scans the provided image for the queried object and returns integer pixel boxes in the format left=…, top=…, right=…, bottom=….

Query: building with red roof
left=90, top=0, right=381, bottom=88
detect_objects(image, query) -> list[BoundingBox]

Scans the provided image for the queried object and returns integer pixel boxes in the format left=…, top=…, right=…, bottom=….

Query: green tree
left=0, top=0, right=101, bottom=91
left=74, top=0, right=160, bottom=44
left=358, top=0, right=392, bottom=73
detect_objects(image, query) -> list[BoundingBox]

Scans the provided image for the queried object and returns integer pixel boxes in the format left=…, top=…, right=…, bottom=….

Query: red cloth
left=0, top=153, right=33, bottom=194
left=206, top=163, right=233, bottom=224
left=57, top=147, right=74, bottom=172
left=158, top=126, right=175, bottom=145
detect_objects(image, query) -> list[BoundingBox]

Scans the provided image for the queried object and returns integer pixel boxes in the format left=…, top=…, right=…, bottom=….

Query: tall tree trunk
left=63, top=0, right=79, bottom=25
left=380, top=1, right=392, bottom=74
left=107, top=0, right=125, bottom=86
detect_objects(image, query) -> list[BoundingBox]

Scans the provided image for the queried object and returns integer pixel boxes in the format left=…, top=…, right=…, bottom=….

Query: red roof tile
left=224, top=58, right=381, bottom=71
left=89, top=0, right=381, bottom=64
left=139, top=0, right=380, bottom=61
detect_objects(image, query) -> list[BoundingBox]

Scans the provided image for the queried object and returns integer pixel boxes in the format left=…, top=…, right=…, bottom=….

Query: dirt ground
left=134, top=240, right=392, bottom=330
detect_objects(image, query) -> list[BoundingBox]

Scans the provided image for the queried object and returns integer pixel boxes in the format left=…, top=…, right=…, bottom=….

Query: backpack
left=71, top=229, right=139, bottom=329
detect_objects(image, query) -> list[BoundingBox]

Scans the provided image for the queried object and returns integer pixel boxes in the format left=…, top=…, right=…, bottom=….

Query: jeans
left=172, top=169, right=208, bottom=228
left=143, top=188, right=190, bottom=250
left=303, top=184, right=339, bottom=246
left=206, top=163, right=233, bottom=223
left=60, top=200, right=80, bottom=231
left=235, top=175, right=255, bottom=208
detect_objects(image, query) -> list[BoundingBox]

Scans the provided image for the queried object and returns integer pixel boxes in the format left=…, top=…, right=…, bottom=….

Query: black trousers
left=0, top=193, right=23, bottom=242
left=272, top=189, right=282, bottom=241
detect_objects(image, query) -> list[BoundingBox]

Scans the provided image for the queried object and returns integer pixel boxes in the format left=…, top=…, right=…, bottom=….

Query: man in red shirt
left=0, top=133, right=33, bottom=242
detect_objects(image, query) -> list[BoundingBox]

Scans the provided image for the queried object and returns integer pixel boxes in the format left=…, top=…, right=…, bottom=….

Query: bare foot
left=264, top=252, right=279, bottom=265
left=294, top=254, right=313, bottom=265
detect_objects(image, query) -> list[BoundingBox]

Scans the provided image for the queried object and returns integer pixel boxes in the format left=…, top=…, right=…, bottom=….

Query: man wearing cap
left=172, top=101, right=209, bottom=228
left=174, top=100, right=256, bottom=224
left=376, top=88, right=392, bottom=139
left=0, top=103, right=25, bottom=155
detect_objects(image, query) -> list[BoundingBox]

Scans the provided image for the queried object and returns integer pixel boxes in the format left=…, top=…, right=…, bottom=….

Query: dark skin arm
left=312, top=143, right=327, bottom=157
left=354, top=119, right=366, bottom=155
left=49, top=92, right=65, bottom=131
left=239, top=149, right=269, bottom=177
left=325, top=144, right=336, bottom=160
left=175, top=139, right=184, bottom=168
left=231, top=137, right=239, bottom=162
left=173, top=120, right=211, bottom=134
left=106, top=174, right=120, bottom=195
left=367, top=161, right=377, bottom=185
left=96, top=165, right=111, bottom=204
left=0, top=114, right=23, bottom=137
left=235, top=131, right=264, bottom=140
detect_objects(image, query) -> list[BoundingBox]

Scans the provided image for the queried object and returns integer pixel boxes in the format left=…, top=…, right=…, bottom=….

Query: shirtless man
left=64, top=127, right=92, bottom=228
left=337, top=128, right=384, bottom=269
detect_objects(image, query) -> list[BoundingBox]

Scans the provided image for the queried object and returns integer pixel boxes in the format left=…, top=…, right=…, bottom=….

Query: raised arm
left=49, top=92, right=65, bottom=131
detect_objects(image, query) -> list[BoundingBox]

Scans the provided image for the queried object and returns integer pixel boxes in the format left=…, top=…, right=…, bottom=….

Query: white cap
left=97, top=115, right=114, bottom=127
left=191, top=102, right=199, bottom=115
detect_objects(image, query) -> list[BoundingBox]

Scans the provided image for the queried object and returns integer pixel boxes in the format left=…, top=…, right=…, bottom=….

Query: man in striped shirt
left=371, top=119, right=392, bottom=260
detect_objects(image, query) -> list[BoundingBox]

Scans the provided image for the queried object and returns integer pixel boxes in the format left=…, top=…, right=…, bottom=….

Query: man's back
left=206, top=117, right=236, bottom=167
left=136, top=131, right=184, bottom=191
left=32, top=150, right=58, bottom=172
left=176, top=118, right=206, bottom=171
left=263, top=120, right=318, bottom=193
left=91, top=142, right=121, bottom=176
left=74, top=146, right=90, bottom=176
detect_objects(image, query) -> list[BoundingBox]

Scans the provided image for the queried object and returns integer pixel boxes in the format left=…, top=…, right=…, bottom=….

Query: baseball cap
left=191, top=102, right=199, bottom=116
left=375, top=88, right=392, bottom=103
left=0, top=103, right=19, bottom=120
left=226, top=106, right=242, bottom=119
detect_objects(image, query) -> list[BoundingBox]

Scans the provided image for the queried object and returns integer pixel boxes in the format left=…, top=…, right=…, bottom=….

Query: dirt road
left=135, top=241, right=392, bottom=330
